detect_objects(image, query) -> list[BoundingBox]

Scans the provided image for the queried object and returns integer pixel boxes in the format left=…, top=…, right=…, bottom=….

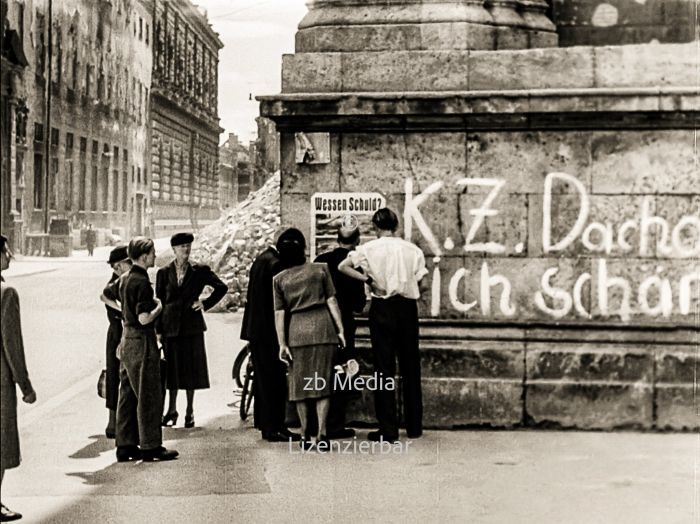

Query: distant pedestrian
left=274, top=230, right=346, bottom=450
left=156, top=232, right=227, bottom=428
left=241, top=229, right=302, bottom=443
left=86, top=224, right=96, bottom=257
left=339, top=208, right=427, bottom=443
left=103, top=237, right=178, bottom=462
left=99, top=246, right=132, bottom=439
left=1, top=234, right=37, bottom=522
left=314, top=217, right=366, bottom=439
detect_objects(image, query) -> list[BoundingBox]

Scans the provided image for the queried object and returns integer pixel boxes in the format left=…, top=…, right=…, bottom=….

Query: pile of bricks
left=192, top=172, right=280, bottom=311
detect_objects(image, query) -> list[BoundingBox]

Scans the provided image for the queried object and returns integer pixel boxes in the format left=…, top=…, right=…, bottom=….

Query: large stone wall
left=262, top=1, right=699, bottom=431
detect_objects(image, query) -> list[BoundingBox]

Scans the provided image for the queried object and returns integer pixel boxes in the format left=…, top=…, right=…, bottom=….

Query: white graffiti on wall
left=403, top=173, right=700, bottom=321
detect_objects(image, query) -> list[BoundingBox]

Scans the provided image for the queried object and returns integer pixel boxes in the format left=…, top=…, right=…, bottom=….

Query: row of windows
left=30, top=124, right=144, bottom=214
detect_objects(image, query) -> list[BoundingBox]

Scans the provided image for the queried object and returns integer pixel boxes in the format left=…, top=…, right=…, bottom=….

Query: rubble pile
left=192, top=172, right=280, bottom=311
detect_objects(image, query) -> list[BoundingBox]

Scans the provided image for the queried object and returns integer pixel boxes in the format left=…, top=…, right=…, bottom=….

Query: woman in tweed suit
left=273, top=230, right=346, bottom=450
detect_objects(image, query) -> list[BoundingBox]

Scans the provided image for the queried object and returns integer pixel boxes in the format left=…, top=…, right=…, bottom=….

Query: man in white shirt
left=339, top=208, right=428, bottom=442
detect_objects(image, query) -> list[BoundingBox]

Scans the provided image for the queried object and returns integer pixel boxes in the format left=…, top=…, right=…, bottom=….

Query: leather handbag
left=97, top=369, right=107, bottom=399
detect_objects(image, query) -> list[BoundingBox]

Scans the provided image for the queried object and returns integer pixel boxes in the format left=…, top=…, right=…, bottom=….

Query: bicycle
left=233, top=343, right=254, bottom=421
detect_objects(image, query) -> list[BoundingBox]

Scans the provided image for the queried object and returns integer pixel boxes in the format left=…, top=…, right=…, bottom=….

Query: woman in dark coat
left=156, top=232, right=227, bottom=428
left=1, top=234, right=36, bottom=522
left=99, top=246, right=132, bottom=438
left=273, top=230, right=346, bottom=450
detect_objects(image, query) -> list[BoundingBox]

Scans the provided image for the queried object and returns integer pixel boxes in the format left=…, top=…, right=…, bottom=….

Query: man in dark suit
left=156, top=232, right=228, bottom=428
left=241, top=229, right=302, bottom=442
left=314, top=219, right=366, bottom=439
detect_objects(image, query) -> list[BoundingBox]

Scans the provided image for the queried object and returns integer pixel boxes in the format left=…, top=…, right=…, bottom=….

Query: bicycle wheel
left=232, top=344, right=250, bottom=389
left=240, top=368, right=254, bottom=421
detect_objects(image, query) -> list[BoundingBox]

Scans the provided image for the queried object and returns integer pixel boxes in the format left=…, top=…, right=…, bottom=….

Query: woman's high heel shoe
left=184, top=413, right=195, bottom=428
left=162, top=411, right=178, bottom=427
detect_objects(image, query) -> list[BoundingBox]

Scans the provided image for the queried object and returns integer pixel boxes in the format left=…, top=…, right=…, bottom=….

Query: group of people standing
left=242, top=207, right=427, bottom=449
left=0, top=204, right=426, bottom=520
left=100, top=233, right=227, bottom=462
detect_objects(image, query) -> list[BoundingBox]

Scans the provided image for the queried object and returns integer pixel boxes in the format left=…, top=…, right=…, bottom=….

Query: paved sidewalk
left=2, top=313, right=698, bottom=524
left=2, top=237, right=173, bottom=278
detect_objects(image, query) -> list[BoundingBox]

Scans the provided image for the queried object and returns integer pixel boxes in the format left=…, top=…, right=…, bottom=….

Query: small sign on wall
left=310, top=192, right=386, bottom=259
left=295, top=132, right=330, bottom=164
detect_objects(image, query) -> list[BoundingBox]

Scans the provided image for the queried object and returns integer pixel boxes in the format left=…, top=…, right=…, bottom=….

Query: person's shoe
left=162, top=411, right=178, bottom=427
left=263, top=431, right=290, bottom=442
left=406, top=430, right=423, bottom=439
left=278, top=428, right=301, bottom=442
left=367, top=430, right=397, bottom=443
left=116, top=446, right=142, bottom=462
left=327, top=428, right=355, bottom=439
left=184, top=413, right=194, bottom=428
left=0, top=503, right=22, bottom=522
left=141, top=446, right=179, bottom=462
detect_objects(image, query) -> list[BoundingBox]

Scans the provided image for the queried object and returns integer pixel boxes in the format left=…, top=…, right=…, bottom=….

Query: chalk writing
left=400, top=172, right=699, bottom=321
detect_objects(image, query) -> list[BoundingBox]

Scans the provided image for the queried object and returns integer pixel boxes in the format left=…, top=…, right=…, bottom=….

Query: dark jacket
left=314, top=247, right=366, bottom=317
left=155, top=261, right=227, bottom=338
left=240, top=247, right=282, bottom=344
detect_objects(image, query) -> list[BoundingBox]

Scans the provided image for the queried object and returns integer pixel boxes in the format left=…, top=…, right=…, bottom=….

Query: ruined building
left=261, top=0, right=699, bottom=430
left=0, top=0, right=223, bottom=251
left=1, top=0, right=152, bottom=252
left=149, top=0, right=222, bottom=236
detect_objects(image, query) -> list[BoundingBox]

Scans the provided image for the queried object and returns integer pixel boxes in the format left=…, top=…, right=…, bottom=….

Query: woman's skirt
left=163, top=334, right=210, bottom=390
left=287, top=343, right=336, bottom=402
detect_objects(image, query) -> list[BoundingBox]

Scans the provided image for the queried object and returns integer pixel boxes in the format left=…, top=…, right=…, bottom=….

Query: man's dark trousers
left=368, top=296, right=422, bottom=439
left=326, top=313, right=357, bottom=434
left=250, top=339, right=287, bottom=435
left=116, top=327, right=163, bottom=450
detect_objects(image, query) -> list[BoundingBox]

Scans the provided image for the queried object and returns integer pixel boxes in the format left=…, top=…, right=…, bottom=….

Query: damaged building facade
left=0, top=0, right=223, bottom=251
left=149, top=0, right=222, bottom=236
left=261, top=0, right=699, bottom=431
left=1, top=0, right=152, bottom=252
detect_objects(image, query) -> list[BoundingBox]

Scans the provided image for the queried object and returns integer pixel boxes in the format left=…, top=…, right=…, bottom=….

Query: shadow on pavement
left=40, top=415, right=271, bottom=522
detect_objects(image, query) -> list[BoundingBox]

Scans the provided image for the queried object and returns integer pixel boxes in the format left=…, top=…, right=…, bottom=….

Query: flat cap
left=170, top=232, right=194, bottom=247
left=0, top=234, right=7, bottom=250
left=107, top=245, right=129, bottom=265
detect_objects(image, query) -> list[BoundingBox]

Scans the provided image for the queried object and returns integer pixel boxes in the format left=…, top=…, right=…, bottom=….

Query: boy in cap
left=1, top=234, right=37, bottom=521
left=103, top=237, right=178, bottom=462
left=99, top=246, right=132, bottom=438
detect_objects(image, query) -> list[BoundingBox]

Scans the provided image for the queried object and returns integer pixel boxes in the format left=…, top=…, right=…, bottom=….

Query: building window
left=145, top=23, right=149, bottom=45
left=49, top=157, right=58, bottom=210
left=91, top=141, right=98, bottom=211
left=66, top=132, right=74, bottom=151
left=79, top=162, right=86, bottom=211
left=139, top=17, right=143, bottom=40
left=34, top=123, right=44, bottom=143
left=91, top=164, right=98, bottom=211
left=102, top=144, right=110, bottom=210
left=66, top=160, right=74, bottom=210
left=18, top=4, right=25, bottom=42
left=112, top=147, right=119, bottom=211
left=50, top=128, right=59, bottom=147
left=122, top=167, right=128, bottom=211
left=33, top=152, right=43, bottom=209
left=80, top=136, right=87, bottom=153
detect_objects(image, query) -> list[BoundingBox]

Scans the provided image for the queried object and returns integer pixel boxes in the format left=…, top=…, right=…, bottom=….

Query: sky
left=194, top=0, right=308, bottom=144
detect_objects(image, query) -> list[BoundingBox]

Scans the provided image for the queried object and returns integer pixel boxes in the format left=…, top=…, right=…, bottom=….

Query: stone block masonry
left=260, top=1, right=699, bottom=431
